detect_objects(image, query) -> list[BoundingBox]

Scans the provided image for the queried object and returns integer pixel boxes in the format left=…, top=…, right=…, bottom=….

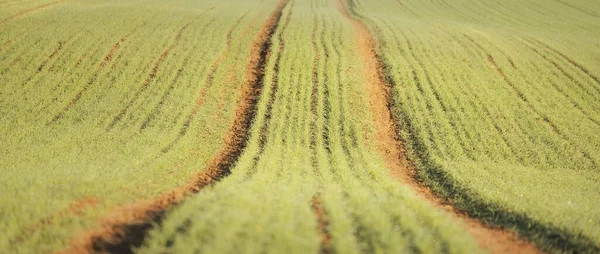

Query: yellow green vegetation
left=140, top=0, right=480, bottom=253
left=0, top=0, right=276, bottom=252
left=348, top=0, right=600, bottom=252
left=1, top=0, right=599, bottom=253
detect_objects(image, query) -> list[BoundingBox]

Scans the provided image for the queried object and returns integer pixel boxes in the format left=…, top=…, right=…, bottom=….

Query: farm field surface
left=0, top=0, right=598, bottom=253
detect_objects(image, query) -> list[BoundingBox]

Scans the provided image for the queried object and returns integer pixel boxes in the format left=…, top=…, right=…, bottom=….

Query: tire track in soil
left=107, top=21, right=193, bottom=130
left=312, top=193, right=333, bottom=254
left=49, top=21, right=147, bottom=125
left=334, top=1, right=541, bottom=253
left=0, top=1, right=61, bottom=25
left=243, top=0, right=293, bottom=179
left=60, top=1, right=290, bottom=253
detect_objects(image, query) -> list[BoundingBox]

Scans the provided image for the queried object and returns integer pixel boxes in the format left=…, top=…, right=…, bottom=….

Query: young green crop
left=348, top=0, right=600, bottom=252
left=0, top=0, right=274, bottom=253
left=138, top=0, right=482, bottom=253
left=2, top=0, right=599, bottom=253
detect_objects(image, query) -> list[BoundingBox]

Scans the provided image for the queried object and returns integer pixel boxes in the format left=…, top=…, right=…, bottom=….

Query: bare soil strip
left=0, top=1, right=61, bottom=25
left=60, top=1, right=289, bottom=253
left=244, top=0, right=293, bottom=179
left=312, top=193, right=333, bottom=254
left=334, top=0, right=541, bottom=253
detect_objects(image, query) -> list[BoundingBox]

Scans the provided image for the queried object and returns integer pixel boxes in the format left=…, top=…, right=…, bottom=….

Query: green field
left=0, top=0, right=599, bottom=253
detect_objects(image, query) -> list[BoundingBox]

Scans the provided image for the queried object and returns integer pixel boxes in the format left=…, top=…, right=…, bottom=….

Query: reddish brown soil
left=60, top=1, right=289, bottom=253
left=312, top=194, right=333, bottom=254
left=0, top=1, right=61, bottom=25
left=99, top=36, right=128, bottom=69
left=334, top=0, right=541, bottom=253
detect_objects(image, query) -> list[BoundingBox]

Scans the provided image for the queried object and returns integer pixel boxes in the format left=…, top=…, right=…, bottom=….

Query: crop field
left=0, top=0, right=599, bottom=253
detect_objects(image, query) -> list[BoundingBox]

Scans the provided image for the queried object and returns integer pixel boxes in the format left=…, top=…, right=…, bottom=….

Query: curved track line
left=48, top=21, right=145, bottom=125
left=552, top=0, right=598, bottom=18
left=244, top=0, right=293, bottom=179
left=334, top=1, right=541, bottom=253
left=312, top=193, right=333, bottom=254
left=527, top=38, right=600, bottom=88
left=107, top=22, right=192, bottom=130
left=60, top=1, right=290, bottom=253
left=160, top=11, right=249, bottom=151
left=0, top=1, right=61, bottom=25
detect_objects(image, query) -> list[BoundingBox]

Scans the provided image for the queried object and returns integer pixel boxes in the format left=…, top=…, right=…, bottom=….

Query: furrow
left=171, top=10, right=250, bottom=137
left=107, top=22, right=192, bottom=130
left=332, top=16, right=358, bottom=173
left=310, top=6, right=320, bottom=174
left=552, top=0, right=598, bottom=18
left=19, top=39, right=67, bottom=86
left=393, top=0, right=419, bottom=17
left=0, top=1, right=61, bottom=25
left=312, top=193, right=333, bottom=254
left=334, top=0, right=541, bottom=253
left=244, top=0, right=293, bottom=179
left=319, top=16, right=339, bottom=182
left=526, top=37, right=600, bottom=94
left=60, top=1, right=290, bottom=253
left=140, top=16, right=219, bottom=132
left=463, top=35, right=577, bottom=141
left=49, top=21, right=147, bottom=124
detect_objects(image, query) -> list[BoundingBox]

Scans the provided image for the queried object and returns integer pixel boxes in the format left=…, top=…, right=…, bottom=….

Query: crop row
left=137, top=0, right=482, bottom=253
left=350, top=0, right=600, bottom=252
left=0, top=1, right=275, bottom=253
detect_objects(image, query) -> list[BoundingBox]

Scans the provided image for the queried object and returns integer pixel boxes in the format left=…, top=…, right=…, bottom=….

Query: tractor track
left=334, top=0, right=541, bottom=253
left=312, top=193, right=333, bottom=254
left=60, top=1, right=290, bottom=253
left=244, top=0, right=294, bottom=179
